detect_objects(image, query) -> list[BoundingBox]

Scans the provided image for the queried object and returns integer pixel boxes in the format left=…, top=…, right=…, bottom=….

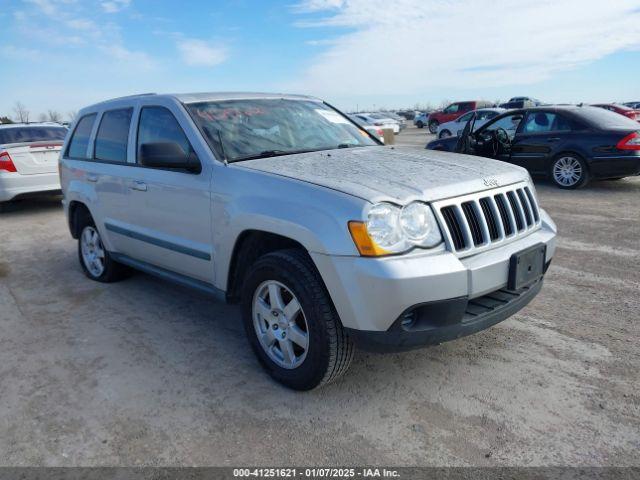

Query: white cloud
left=292, top=0, right=640, bottom=95
left=176, top=38, right=227, bottom=67
left=101, top=0, right=131, bottom=13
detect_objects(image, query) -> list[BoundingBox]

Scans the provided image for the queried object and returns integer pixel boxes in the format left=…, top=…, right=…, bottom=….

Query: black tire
left=241, top=249, right=354, bottom=390
left=416, top=120, right=424, bottom=129
left=428, top=120, right=439, bottom=134
left=439, top=129, right=451, bottom=139
left=549, top=154, right=589, bottom=189
left=76, top=210, right=130, bottom=283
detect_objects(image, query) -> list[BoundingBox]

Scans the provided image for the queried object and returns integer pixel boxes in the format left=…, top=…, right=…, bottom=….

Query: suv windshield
left=186, top=99, right=378, bottom=162
left=0, top=126, right=67, bottom=145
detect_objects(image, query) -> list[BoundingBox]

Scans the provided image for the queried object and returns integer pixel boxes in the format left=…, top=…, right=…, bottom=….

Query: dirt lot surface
left=1, top=125, right=639, bottom=466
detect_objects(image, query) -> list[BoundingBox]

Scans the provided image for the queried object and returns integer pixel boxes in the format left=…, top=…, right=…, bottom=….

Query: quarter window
left=137, top=107, right=193, bottom=162
left=94, top=108, right=133, bottom=162
left=67, top=114, right=96, bottom=159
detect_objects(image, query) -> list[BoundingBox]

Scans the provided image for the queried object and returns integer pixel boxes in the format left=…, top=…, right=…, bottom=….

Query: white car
left=437, top=108, right=505, bottom=139
left=0, top=123, right=67, bottom=204
left=352, top=113, right=400, bottom=134
left=348, top=115, right=385, bottom=143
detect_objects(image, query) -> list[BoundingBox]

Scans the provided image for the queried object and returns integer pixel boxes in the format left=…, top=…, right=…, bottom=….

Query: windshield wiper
left=230, top=149, right=319, bottom=162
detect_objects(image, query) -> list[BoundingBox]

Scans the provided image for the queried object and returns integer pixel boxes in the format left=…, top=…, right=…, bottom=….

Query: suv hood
left=236, top=146, right=528, bottom=203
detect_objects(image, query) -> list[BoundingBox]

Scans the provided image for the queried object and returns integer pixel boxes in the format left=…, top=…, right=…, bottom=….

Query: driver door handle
left=129, top=180, right=147, bottom=192
left=547, top=137, right=561, bottom=142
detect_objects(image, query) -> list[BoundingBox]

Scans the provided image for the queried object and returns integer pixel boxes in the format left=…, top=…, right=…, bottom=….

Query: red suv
left=427, top=100, right=494, bottom=133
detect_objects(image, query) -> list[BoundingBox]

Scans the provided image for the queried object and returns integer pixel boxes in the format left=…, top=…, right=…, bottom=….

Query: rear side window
left=94, top=108, right=133, bottom=163
left=67, top=114, right=97, bottom=159
left=136, top=107, right=193, bottom=162
left=0, top=127, right=67, bottom=145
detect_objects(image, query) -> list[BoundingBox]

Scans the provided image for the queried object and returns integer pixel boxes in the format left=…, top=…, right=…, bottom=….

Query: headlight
left=366, top=203, right=402, bottom=249
left=348, top=201, right=443, bottom=256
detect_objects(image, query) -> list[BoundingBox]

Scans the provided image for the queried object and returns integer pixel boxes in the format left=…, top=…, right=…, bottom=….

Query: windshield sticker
left=315, top=109, right=350, bottom=124
left=251, top=125, right=280, bottom=138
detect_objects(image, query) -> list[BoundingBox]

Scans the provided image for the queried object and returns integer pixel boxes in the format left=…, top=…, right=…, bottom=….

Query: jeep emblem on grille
left=483, top=177, right=499, bottom=187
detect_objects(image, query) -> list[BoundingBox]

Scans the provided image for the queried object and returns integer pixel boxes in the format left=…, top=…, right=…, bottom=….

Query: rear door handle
left=129, top=180, right=147, bottom=192
left=547, top=137, right=561, bottom=142
left=86, top=173, right=98, bottom=182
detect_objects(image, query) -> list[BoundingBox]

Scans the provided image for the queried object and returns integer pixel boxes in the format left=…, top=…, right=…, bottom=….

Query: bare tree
left=13, top=101, right=29, bottom=123
left=47, top=110, right=62, bottom=122
left=66, top=110, right=78, bottom=121
left=38, top=113, right=47, bottom=122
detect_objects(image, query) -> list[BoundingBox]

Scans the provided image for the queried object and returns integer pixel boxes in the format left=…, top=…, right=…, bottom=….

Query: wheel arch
left=68, top=201, right=93, bottom=239
left=225, top=229, right=310, bottom=304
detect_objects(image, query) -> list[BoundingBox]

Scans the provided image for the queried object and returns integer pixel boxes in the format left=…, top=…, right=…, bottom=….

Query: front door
left=119, top=105, right=213, bottom=283
left=510, top=111, right=574, bottom=175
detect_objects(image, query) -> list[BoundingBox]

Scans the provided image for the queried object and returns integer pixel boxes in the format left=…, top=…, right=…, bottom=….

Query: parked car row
left=350, top=112, right=402, bottom=134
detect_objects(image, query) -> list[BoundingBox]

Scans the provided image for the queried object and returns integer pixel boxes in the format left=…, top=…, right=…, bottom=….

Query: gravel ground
left=0, top=126, right=638, bottom=466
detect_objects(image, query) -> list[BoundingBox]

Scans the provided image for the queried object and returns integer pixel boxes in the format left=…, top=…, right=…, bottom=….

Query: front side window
left=137, top=106, right=194, bottom=162
left=481, top=113, right=523, bottom=139
left=67, top=114, right=97, bottom=159
left=443, top=103, right=460, bottom=114
left=94, top=108, right=133, bottom=162
left=457, top=112, right=473, bottom=123
left=187, top=99, right=377, bottom=163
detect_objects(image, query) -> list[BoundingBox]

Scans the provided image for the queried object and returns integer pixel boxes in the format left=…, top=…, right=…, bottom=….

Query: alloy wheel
left=252, top=280, right=309, bottom=370
left=553, top=156, right=583, bottom=187
left=80, top=226, right=105, bottom=277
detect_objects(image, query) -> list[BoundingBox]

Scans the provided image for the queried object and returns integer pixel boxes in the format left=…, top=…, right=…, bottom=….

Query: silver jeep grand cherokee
left=60, top=92, right=557, bottom=390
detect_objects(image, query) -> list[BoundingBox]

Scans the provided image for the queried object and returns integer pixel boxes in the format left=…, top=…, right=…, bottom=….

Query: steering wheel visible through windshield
left=186, top=98, right=378, bottom=162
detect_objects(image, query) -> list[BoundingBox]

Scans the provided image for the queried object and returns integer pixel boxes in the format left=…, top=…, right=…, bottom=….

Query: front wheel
left=550, top=155, right=589, bottom=189
left=416, top=120, right=424, bottom=129
left=439, top=129, right=451, bottom=139
left=428, top=120, right=439, bottom=134
left=241, top=249, right=354, bottom=390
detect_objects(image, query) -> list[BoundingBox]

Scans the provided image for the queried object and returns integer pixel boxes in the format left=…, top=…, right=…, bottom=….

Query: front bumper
left=346, top=277, right=544, bottom=352
left=0, top=172, right=61, bottom=202
left=311, top=210, right=556, bottom=350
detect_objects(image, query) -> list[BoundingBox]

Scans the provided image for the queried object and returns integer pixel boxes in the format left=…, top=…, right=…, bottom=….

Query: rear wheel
left=77, top=211, right=130, bottom=282
left=416, top=120, right=424, bottom=129
left=550, top=154, right=589, bottom=189
left=428, top=120, right=439, bottom=134
left=241, top=249, right=354, bottom=390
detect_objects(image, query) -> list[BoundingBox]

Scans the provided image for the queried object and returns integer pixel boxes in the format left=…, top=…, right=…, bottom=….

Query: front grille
left=434, top=184, right=541, bottom=255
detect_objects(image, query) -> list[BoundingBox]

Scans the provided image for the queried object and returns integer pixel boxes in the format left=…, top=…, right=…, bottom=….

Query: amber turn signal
left=348, top=221, right=390, bottom=257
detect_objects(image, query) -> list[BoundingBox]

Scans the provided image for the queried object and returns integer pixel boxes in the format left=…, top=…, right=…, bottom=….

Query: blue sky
left=1, top=0, right=640, bottom=120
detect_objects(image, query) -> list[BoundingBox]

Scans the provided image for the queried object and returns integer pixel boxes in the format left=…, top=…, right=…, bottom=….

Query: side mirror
left=139, top=142, right=200, bottom=173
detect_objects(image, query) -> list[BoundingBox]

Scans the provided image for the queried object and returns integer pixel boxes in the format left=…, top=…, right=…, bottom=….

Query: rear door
left=0, top=126, right=67, bottom=174
left=510, top=111, right=577, bottom=174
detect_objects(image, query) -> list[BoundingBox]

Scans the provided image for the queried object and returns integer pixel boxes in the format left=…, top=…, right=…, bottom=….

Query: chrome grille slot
left=479, top=198, right=500, bottom=241
left=506, top=191, right=525, bottom=231
left=441, top=206, right=466, bottom=250
left=461, top=201, right=484, bottom=246
left=434, top=183, right=542, bottom=257
left=517, top=189, right=533, bottom=226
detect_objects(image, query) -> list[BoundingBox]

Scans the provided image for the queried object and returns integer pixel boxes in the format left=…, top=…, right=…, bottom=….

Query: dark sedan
left=426, top=105, right=640, bottom=189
